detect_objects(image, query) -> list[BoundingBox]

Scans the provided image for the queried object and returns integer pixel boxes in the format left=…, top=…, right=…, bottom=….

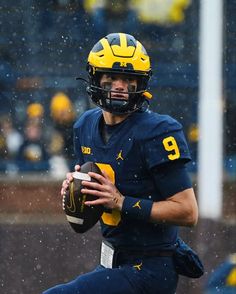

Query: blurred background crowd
left=0, top=2, right=236, bottom=293
left=0, top=0, right=235, bottom=178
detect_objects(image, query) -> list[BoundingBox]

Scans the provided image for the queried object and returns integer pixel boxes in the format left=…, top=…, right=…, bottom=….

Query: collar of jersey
left=93, top=110, right=134, bottom=148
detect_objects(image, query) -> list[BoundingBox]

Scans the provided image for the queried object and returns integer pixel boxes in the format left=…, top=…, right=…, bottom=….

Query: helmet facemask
left=87, top=68, right=151, bottom=114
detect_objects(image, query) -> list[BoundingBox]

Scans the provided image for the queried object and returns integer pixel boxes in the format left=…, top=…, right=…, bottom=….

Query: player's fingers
left=84, top=198, right=109, bottom=206
left=101, top=170, right=110, bottom=180
left=74, top=165, right=81, bottom=171
left=61, top=174, right=73, bottom=196
left=84, top=198, right=107, bottom=206
left=66, top=172, right=74, bottom=182
left=88, top=172, right=107, bottom=184
left=62, top=179, right=67, bottom=188
left=85, top=194, right=119, bottom=209
left=81, top=180, right=106, bottom=191
left=81, top=187, right=110, bottom=198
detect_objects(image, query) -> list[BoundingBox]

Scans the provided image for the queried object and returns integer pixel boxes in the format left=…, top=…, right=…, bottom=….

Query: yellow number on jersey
left=96, top=163, right=121, bottom=226
left=162, top=136, right=180, bottom=160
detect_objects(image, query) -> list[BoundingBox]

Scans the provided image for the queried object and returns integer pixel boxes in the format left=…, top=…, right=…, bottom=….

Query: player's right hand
left=60, top=164, right=80, bottom=197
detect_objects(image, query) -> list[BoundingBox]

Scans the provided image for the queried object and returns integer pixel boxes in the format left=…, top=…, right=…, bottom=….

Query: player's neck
left=102, top=111, right=129, bottom=125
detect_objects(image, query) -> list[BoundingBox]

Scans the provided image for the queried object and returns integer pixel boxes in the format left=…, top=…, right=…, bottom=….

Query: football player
left=43, top=33, right=199, bottom=294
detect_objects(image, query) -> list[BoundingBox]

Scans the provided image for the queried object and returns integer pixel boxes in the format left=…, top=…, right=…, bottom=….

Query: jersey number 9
left=162, top=136, right=180, bottom=160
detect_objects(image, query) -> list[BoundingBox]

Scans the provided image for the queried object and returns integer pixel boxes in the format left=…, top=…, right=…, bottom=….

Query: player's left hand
left=81, top=170, right=124, bottom=211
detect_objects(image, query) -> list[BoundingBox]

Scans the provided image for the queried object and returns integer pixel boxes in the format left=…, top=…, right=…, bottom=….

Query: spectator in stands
left=84, top=0, right=137, bottom=39
left=132, top=0, right=191, bottom=27
left=130, top=0, right=192, bottom=43
left=16, top=119, right=50, bottom=172
left=47, top=128, right=70, bottom=179
left=26, top=102, right=44, bottom=124
left=26, top=101, right=47, bottom=149
left=0, top=114, right=23, bottom=160
left=49, top=91, right=76, bottom=169
left=0, top=115, right=22, bottom=175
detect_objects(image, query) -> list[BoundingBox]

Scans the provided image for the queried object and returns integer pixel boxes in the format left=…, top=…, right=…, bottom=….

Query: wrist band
left=121, top=196, right=153, bottom=221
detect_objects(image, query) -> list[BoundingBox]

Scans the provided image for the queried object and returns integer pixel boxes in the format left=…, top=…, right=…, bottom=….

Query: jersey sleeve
left=151, top=161, right=192, bottom=200
left=141, top=119, right=191, bottom=169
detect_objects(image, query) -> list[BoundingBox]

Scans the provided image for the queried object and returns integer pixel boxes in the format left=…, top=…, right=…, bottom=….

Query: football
left=63, top=162, right=104, bottom=233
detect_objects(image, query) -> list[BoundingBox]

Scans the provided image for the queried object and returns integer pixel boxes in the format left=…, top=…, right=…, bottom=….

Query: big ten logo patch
left=81, top=146, right=91, bottom=155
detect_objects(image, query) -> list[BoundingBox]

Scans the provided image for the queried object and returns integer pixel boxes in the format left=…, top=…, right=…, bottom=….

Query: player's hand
left=81, top=170, right=125, bottom=211
left=60, top=164, right=81, bottom=197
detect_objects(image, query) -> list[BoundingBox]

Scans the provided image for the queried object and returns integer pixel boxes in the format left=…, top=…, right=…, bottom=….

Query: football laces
left=62, top=194, right=66, bottom=210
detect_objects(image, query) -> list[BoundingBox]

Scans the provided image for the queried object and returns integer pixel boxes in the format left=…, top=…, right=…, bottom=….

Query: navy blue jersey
left=73, top=108, right=191, bottom=250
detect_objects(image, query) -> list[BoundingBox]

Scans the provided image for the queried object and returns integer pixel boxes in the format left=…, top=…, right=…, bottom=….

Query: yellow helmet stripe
left=119, top=33, right=127, bottom=50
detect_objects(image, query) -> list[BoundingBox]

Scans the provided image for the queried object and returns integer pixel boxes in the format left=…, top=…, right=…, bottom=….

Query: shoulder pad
left=134, top=111, right=182, bottom=140
left=74, top=108, right=101, bottom=130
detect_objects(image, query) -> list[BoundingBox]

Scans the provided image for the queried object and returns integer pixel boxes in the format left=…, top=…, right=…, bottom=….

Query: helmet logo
left=120, top=61, right=127, bottom=67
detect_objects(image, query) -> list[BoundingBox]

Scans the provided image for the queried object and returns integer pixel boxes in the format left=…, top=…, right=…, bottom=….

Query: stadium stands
left=0, top=0, right=235, bottom=175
